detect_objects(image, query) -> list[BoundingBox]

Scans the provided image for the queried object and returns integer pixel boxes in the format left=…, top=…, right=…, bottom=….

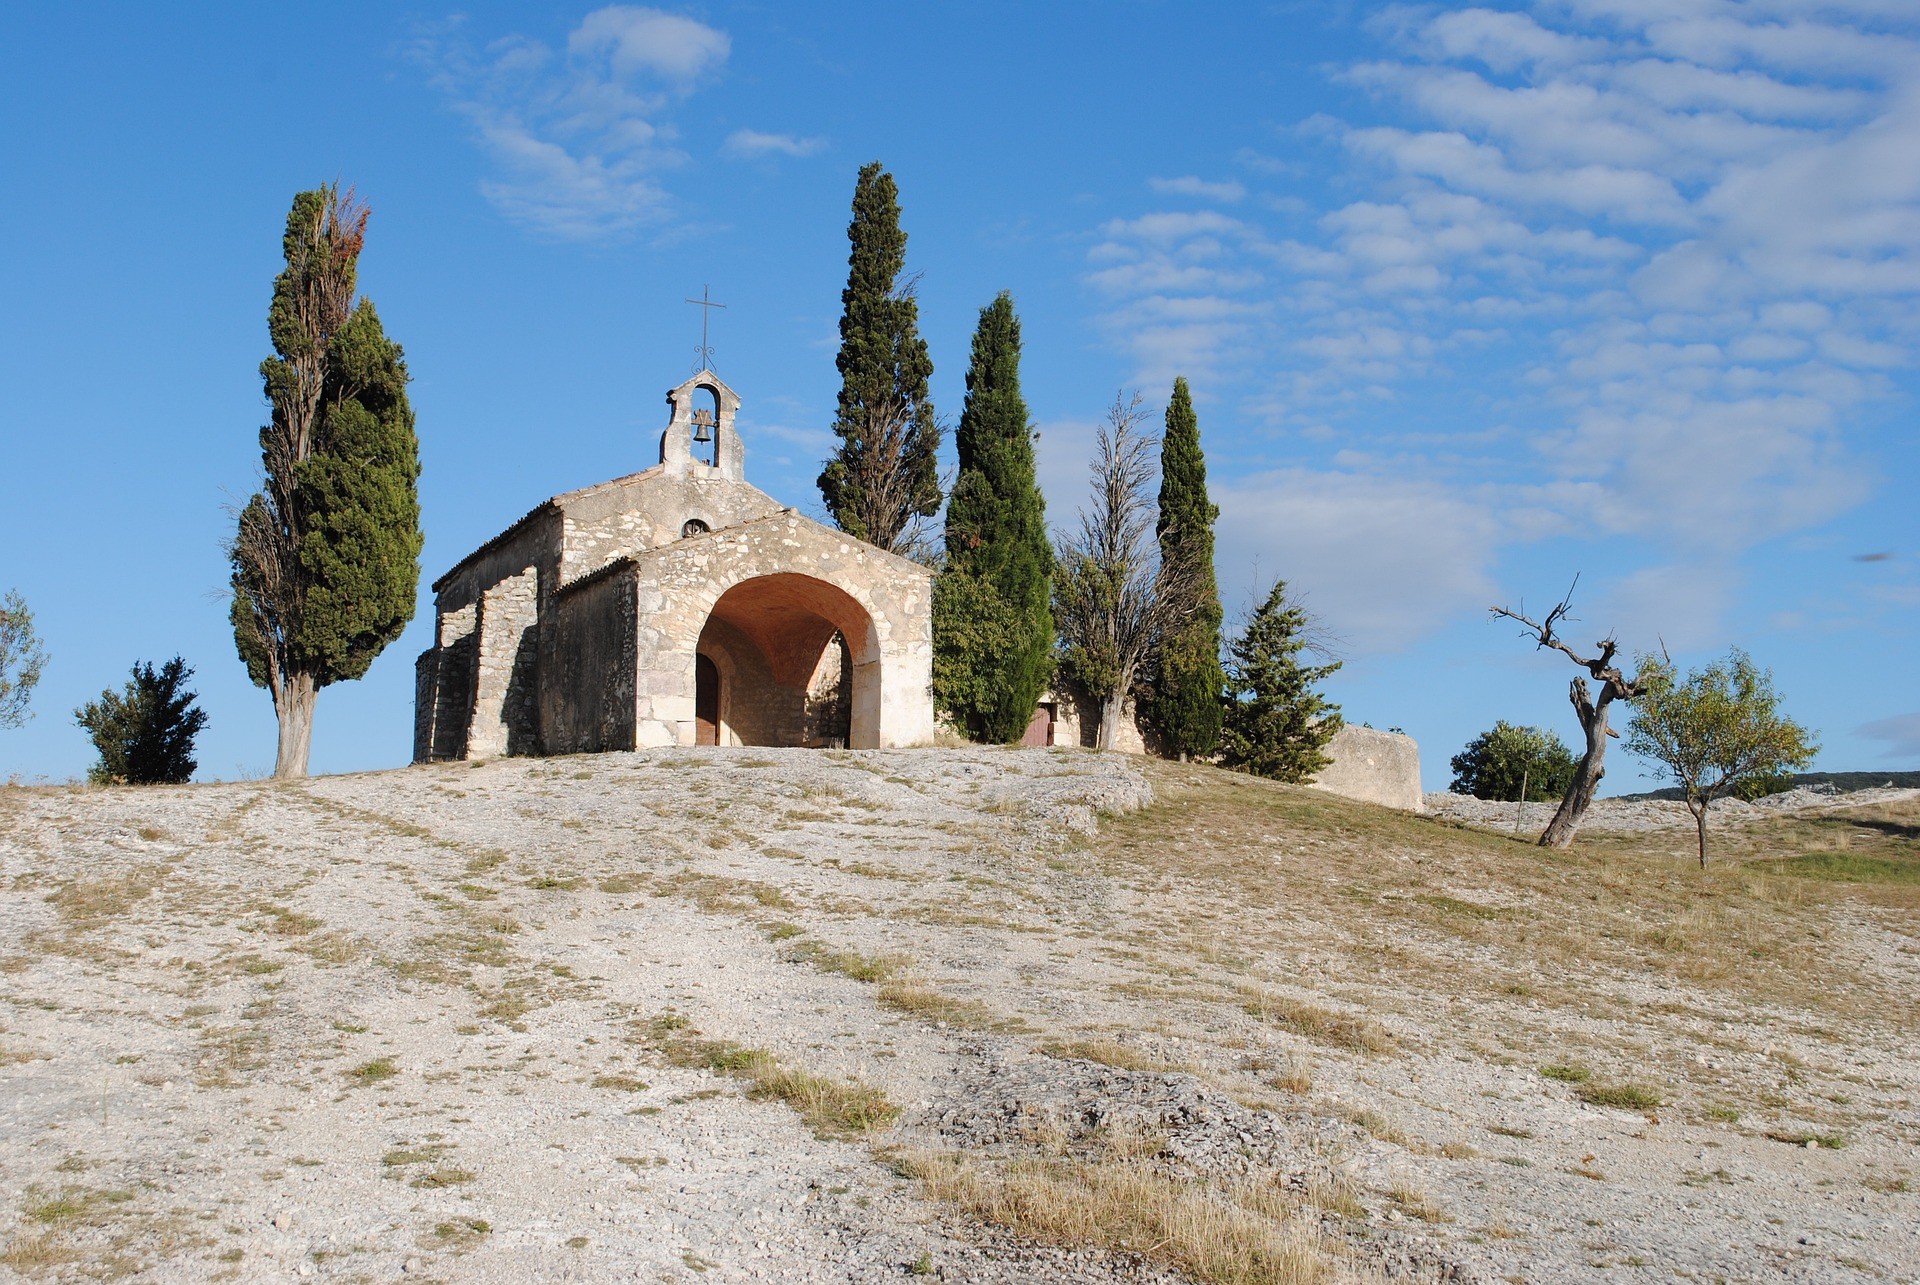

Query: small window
left=681, top=519, right=710, bottom=539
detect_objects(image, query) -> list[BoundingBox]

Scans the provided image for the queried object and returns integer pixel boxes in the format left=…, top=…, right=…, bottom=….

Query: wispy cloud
left=416, top=7, right=734, bottom=239
left=723, top=128, right=827, bottom=160
left=1149, top=175, right=1247, bottom=203
left=1086, top=1, right=1920, bottom=653
left=1858, top=711, right=1920, bottom=761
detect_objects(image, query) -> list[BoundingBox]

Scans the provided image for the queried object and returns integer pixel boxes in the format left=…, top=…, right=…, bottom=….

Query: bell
left=693, top=421, right=713, bottom=444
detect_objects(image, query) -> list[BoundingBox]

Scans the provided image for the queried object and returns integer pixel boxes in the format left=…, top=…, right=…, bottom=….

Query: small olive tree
left=1625, top=648, right=1818, bottom=868
left=0, top=590, right=49, bottom=729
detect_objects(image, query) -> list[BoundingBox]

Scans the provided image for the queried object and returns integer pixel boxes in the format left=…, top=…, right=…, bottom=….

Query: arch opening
left=694, top=573, right=881, bottom=748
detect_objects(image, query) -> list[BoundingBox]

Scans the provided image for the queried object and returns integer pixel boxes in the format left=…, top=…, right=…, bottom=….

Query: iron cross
left=685, top=285, right=726, bottom=371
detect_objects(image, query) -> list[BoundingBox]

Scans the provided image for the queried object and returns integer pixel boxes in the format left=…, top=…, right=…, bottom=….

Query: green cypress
left=817, top=162, right=941, bottom=550
left=1148, top=378, right=1225, bottom=758
left=230, top=185, right=422, bottom=777
left=932, top=292, right=1054, bottom=742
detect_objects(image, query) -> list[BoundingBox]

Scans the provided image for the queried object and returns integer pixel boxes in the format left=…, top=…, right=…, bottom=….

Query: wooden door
left=695, top=654, right=720, bottom=745
left=1020, top=703, right=1055, bottom=747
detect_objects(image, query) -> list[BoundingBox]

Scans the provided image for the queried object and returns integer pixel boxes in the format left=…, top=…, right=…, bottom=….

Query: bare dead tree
left=837, top=392, right=945, bottom=560
left=1054, top=392, right=1203, bottom=750
left=1491, top=576, right=1647, bottom=848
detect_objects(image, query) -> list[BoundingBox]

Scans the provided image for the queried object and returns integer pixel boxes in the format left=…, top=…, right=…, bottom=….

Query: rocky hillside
left=1, top=748, right=1915, bottom=1282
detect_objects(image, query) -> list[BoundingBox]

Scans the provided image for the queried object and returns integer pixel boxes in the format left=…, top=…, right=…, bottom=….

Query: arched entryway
left=694, top=573, right=881, bottom=748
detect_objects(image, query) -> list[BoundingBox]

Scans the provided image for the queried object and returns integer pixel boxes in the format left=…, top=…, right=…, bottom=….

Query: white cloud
left=1214, top=469, right=1501, bottom=652
left=1858, top=711, right=1920, bottom=760
left=568, top=6, right=729, bottom=81
left=418, top=9, right=751, bottom=239
left=1149, top=175, right=1248, bottom=203
left=1084, top=0, right=1920, bottom=660
left=723, top=129, right=827, bottom=159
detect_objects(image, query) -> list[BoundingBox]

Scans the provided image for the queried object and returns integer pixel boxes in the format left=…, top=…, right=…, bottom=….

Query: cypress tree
left=1148, top=377, right=1225, bottom=758
left=230, top=185, right=422, bottom=777
left=817, top=162, right=942, bottom=550
left=932, top=293, right=1053, bottom=742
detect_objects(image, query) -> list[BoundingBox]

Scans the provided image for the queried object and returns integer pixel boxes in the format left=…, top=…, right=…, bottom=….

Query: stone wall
left=621, top=514, right=934, bottom=749
left=468, top=568, right=540, bottom=758
left=1310, top=726, right=1423, bottom=812
left=559, top=470, right=784, bottom=588
left=542, top=561, right=639, bottom=755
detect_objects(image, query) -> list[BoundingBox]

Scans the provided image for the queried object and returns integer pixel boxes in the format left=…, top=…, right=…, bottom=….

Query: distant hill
left=1621, top=770, right=1920, bottom=802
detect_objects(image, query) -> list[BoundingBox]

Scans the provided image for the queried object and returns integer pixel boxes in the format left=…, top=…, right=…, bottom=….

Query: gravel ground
left=1423, top=786, right=1920, bottom=835
left=1, top=748, right=1915, bottom=1282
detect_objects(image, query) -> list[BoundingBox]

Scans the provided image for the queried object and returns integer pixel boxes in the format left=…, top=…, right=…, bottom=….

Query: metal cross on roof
left=685, top=285, right=726, bottom=372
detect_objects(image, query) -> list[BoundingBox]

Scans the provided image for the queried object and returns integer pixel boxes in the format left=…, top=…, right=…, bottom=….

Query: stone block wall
left=542, top=561, right=639, bottom=754
left=558, top=470, right=783, bottom=588
left=467, top=568, right=539, bottom=758
left=1309, top=726, right=1423, bottom=812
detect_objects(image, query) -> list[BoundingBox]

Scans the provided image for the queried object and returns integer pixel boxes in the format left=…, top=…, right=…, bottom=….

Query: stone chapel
left=413, top=371, right=936, bottom=760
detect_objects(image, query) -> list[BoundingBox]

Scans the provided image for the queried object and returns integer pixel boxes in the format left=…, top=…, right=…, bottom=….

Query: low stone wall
left=1311, top=726, right=1423, bottom=812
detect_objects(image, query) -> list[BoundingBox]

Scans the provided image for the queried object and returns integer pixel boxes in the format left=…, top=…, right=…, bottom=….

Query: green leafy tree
left=74, top=657, right=208, bottom=785
left=1449, top=721, right=1578, bottom=800
left=1147, top=378, right=1224, bottom=759
left=817, top=162, right=942, bottom=552
left=1625, top=648, right=1818, bottom=867
left=229, top=185, right=422, bottom=778
left=1219, top=580, right=1342, bottom=782
left=933, top=292, right=1053, bottom=741
left=0, top=590, right=48, bottom=729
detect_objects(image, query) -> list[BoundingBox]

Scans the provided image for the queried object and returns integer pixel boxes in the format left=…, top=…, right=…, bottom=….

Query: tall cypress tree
left=1149, top=377, right=1225, bottom=758
left=817, top=162, right=942, bottom=551
left=230, top=185, right=422, bottom=778
left=932, top=293, right=1053, bottom=742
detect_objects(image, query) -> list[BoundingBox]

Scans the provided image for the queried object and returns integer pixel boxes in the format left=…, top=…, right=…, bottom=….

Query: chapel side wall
left=413, top=603, right=478, bottom=762
left=543, top=564, right=638, bottom=755
left=429, top=511, right=562, bottom=759
left=559, top=473, right=784, bottom=588
left=1046, top=684, right=1148, bottom=754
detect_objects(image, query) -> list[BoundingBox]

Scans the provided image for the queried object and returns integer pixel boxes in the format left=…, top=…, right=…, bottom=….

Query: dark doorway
left=695, top=653, right=720, bottom=745
left=1021, top=702, right=1056, bottom=748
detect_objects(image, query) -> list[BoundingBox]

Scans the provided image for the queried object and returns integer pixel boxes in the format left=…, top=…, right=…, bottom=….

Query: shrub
left=73, top=657, right=208, bottom=785
left=1449, top=721, right=1576, bottom=801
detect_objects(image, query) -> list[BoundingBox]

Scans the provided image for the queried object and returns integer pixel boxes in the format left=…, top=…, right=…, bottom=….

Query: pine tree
left=817, top=162, right=942, bottom=551
left=74, top=657, right=208, bottom=785
left=1219, top=581, right=1342, bottom=782
left=230, top=185, right=422, bottom=777
left=1148, top=378, right=1225, bottom=758
left=933, top=293, right=1053, bottom=741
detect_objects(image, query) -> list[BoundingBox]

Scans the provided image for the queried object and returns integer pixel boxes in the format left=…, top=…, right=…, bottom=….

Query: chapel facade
left=413, top=371, right=936, bottom=760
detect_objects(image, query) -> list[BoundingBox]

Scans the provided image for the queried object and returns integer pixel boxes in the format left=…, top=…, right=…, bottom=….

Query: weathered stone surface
left=415, top=370, right=935, bottom=761
left=1309, top=724, right=1423, bottom=812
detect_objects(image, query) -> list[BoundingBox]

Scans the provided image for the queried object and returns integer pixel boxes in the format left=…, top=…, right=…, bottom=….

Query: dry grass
left=898, top=1149, right=1361, bottom=1285
left=644, top=1016, right=898, bottom=1140
left=1100, top=763, right=1920, bottom=1032
left=1040, top=1038, right=1190, bottom=1074
left=877, top=978, right=1010, bottom=1030
left=1238, top=987, right=1391, bottom=1054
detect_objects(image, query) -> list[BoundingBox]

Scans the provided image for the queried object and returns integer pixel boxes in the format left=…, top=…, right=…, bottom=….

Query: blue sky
left=2, top=1, right=1916, bottom=789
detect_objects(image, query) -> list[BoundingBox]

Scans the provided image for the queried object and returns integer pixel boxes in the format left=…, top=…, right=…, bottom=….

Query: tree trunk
left=1096, top=689, right=1126, bottom=752
left=1691, top=799, right=1709, bottom=869
left=1539, top=678, right=1610, bottom=849
left=273, top=670, right=317, bottom=778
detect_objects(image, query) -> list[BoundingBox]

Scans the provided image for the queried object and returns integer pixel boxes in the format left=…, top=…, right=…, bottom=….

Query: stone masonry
left=415, top=371, right=936, bottom=759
